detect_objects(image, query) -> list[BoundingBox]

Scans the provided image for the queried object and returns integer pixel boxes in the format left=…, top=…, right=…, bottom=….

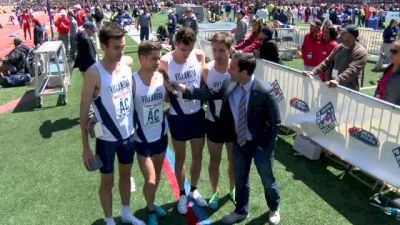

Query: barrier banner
left=254, top=59, right=400, bottom=188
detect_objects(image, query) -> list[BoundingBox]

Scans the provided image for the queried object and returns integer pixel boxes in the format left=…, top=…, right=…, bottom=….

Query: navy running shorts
left=95, top=135, right=135, bottom=174
left=135, top=134, right=168, bottom=157
left=206, top=119, right=235, bottom=143
left=168, top=109, right=205, bottom=141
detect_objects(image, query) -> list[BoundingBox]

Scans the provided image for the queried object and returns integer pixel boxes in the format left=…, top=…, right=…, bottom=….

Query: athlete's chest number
left=143, top=104, right=162, bottom=126
left=116, top=96, right=131, bottom=119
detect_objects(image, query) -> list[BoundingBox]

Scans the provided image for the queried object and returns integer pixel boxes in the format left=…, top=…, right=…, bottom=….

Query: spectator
left=68, top=12, right=78, bottom=62
left=305, top=25, right=368, bottom=91
left=374, top=19, right=399, bottom=71
left=234, top=18, right=263, bottom=53
left=55, top=9, right=70, bottom=55
left=255, top=27, right=281, bottom=64
left=374, top=41, right=400, bottom=105
left=231, top=10, right=247, bottom=45
left=319, top=26, right=338, bottom=81
left=32, top=19, right=43, bottom=48
left=136, top=7, right=152, bottom=41
left=74, top=21, right=97, bottom=74
left=256, top=4, right=268, bottom=21
left=93, top=6, right=104, bottom=28
left=301, top=19, right=322, bottom=71
left=178, top=7, right=198, bottom=34
left=304, top=6, right=311, bottom=23
left=0, top=38, right=31, bottom=76
left=166, top=9, right=177, bottom=50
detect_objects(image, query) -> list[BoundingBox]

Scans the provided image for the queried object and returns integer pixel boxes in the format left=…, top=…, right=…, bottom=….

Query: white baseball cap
left=60, top=9, right=67, bottom=15
left=167, top=9, right=173, bottom=14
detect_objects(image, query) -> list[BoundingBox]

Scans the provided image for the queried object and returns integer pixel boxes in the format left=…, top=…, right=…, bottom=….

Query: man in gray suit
left=171, top=52, right=281, bottom=225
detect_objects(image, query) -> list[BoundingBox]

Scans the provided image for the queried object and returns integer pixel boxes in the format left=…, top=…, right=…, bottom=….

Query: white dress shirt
left=228, top=75, right=254, bottom=141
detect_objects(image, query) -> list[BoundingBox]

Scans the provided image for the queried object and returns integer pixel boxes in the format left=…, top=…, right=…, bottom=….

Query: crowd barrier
left=197, top=25, right=384, bottom=56
left=201, top=39, right=400, bottom=189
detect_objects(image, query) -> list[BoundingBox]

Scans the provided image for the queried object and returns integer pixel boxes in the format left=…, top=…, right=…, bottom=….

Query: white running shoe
left=177, top=195, right=188, bottom=214
left=121, top=213, right=146, bottom=225
left=188, top=190, right=207, bottom=207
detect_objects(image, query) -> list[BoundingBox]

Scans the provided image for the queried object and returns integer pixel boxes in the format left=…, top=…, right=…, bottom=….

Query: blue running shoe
left=153, top=204, right=167, bottom=217
left=148, top=212, right=158, bottom=225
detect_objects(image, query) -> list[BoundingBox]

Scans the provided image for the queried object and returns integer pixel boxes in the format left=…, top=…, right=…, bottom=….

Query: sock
left=190, top=186, right=197, bottom=192
left=179, top=190, right=186, bottom=196
left=121, top=205, right=131, bottom=217
left=105, top=217, right=115, bottom=225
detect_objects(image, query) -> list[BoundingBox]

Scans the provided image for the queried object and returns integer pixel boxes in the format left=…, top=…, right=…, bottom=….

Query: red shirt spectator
left=76, top=10, right=87, bottom=27
left=301, top=30, right=322, bottom=67
left=377, top=66, right=393, bottom=100
left=318, top=27, right=338, bottom=80
left=235, top=33, right=262, bottom=52
left=55, top=13, right=70, bottom=34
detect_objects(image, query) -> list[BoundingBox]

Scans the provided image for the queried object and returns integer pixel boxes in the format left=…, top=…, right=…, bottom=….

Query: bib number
left=115, top=96, right=131, bottom=119
left=143, top=104, right=162, bottom=126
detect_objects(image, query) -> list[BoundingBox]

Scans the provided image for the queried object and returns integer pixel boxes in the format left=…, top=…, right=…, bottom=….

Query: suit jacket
left=184, top=77, right=281, bottom=150
left=74, top=31, right=97, bottom=72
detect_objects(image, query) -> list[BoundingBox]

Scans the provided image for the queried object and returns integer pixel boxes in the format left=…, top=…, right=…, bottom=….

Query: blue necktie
left=237, top=86, right=247, bottom=147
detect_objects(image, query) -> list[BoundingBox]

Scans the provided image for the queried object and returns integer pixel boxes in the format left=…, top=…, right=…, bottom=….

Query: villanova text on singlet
left=205, top=61, right=230, bottom=122
left=92, top=61, right=134, bottom=142
left=133, top=72, right=168, bottom=143
left=166, top=51, right=202, bottom=115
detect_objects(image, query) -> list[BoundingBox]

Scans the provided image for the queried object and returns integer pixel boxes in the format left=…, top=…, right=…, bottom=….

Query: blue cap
left=83, top=21, right=98, bottom=32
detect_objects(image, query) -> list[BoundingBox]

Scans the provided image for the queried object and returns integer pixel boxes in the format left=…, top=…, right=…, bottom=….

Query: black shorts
left=168, top=109, right=205, bottom=141
left=206, top=119, right=234, bottom=143
left=95, top=135, right=135, bottom=174
left=135, top=135, right=168, bottom=157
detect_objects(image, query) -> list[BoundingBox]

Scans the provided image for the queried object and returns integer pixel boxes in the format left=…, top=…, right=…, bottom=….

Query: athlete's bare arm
left=80, top=65, right=100, bottom=170
left=194, top=49, right=208, bottom=83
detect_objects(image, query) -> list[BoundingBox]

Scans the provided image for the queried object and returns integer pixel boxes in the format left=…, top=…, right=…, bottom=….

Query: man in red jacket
left=55, top=9, right=70, bottom=55
left=301, top=19, right=322, bottom=71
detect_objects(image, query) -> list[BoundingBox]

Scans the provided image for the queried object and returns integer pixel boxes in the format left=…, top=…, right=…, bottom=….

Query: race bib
left=143, top=103, right=162, bottom=126
left=114, top=93, right=131, bottom=119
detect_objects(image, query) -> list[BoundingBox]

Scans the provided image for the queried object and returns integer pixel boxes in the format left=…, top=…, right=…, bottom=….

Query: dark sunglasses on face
left=390, top=49, right=400, bottom=55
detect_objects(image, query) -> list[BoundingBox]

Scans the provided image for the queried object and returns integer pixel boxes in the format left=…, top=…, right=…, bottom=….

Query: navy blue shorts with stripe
left=168, top=109, right=205, bottom=141
left=135, top=134, right=168, bottom=157
left=95, top=135, right=135, bottom=174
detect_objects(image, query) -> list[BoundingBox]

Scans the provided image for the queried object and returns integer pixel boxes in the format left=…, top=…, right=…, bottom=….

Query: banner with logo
left=253, top=59, right=400, bottom=189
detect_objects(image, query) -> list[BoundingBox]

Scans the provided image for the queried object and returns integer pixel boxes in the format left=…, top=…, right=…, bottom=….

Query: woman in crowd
left=234, top=18, right=263, bottom=53
left=318, top=26, right=338, bottom=81
left=374, top=40, right=400, bottom=106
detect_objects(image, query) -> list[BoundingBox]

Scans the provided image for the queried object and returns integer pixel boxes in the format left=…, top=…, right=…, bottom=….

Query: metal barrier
left=196, top=24, right=384, bottom=56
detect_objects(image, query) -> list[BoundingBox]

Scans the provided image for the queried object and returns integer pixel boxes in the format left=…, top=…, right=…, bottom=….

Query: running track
left=0, top=12, right=49, bottom=59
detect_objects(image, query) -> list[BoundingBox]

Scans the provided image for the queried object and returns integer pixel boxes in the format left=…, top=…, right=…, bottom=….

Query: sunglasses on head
left=390, top=49, right=399, bottom=55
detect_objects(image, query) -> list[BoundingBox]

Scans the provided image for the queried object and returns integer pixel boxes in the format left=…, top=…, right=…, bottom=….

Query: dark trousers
left=140, top=26, right=150, bottom=41
left=233, top=141, right=280, bottom=215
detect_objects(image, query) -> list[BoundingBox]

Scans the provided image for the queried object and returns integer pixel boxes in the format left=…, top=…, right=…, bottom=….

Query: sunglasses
left=390, top=49, right=400, bottom=55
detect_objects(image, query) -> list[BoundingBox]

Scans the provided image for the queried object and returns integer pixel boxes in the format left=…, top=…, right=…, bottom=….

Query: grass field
left=0, top=13, right=397, bottom=225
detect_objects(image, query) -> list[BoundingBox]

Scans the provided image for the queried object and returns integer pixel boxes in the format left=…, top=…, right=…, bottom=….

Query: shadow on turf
left=275, top=135, right=398, bottom=225
left=39, top=117, right=79, bottom=138
left=12, top=89, right=69, bottom=113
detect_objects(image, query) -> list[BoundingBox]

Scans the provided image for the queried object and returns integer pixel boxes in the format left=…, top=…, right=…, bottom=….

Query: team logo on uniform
left=392, top=147, right=400, bottom=168
left=270, top=80, right=284, bottom=103
left=348, top=127, right=380, bottom=147
left=289, top=97, right=310, bottom=113
left=316, top=102, right=338, bottom=134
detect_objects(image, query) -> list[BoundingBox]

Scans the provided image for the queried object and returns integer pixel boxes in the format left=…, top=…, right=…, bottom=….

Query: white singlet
left=205, top=61, right=230, bottom=122
left=93, top=61, right=134, bottom=142
left=166, top=51, right=202, bottom=115
left=133, top=72, right=168, bottom=143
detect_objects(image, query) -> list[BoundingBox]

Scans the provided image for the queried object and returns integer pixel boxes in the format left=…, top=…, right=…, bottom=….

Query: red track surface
left=0, top=12, right=50, bottom=59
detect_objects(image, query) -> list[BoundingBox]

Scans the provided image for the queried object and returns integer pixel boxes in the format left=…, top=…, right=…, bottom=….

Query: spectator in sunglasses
left=374, top=41, right=400, bottom=106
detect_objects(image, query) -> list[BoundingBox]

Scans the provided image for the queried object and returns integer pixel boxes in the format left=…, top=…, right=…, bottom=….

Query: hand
left=327, top=79, right=339, bottom=88
left=302, top=71, right=314, bottom=76
left=170, top=82, right=186, bottom=92
left=85, top=116, right=97, bottom=133
left=82, top=147, right=95, bottom=171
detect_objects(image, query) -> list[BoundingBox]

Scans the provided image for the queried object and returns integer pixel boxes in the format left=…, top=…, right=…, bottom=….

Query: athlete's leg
left=172, top=138, right=186, bottom=191
left=138, top=155, right=156, bottom=210
left=99, top=173, right=114, bottom=218
left=118, top=163, right=133, bottom=205
left=225, top=142, right=235, bottom=191
left=207, top=139, right=223, bottom=193
left=189, top=137, right=205, bottom=187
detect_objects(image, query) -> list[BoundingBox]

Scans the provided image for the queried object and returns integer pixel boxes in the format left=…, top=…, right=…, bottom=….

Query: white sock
left=121, top=204, right=131, bottom=217
left=105, top=217, right=115, bottom=225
